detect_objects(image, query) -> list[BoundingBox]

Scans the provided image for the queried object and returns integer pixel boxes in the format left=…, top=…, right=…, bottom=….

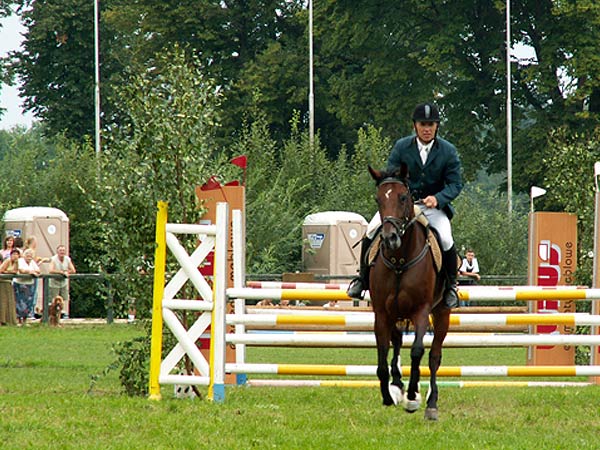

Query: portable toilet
left=302, top=211, right=367, bottom=282
left=3, top=207, right=70, bottom=258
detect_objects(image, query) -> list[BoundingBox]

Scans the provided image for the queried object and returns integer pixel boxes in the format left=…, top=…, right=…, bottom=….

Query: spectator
left=14, top=236, right=24, bottom=254
left=14, top=249, right=41, bottom=326
left=323, top=300, right=340, bottom=308
left=0, top=249, right=19, bottom=326
left=459, top=249, right=481, bottom=285
left=48, top=245, right=76, bottom=318
left=1, top=236, right=16, bottom=260
left=256, top=299, right=273, bottom=306
left=24, top=236, right=50, bottom=318
left=24, top=236, right=50, bottom=265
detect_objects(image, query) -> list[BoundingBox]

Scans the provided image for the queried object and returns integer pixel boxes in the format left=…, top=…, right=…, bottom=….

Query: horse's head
left=369, top=164, right=414, bottom=251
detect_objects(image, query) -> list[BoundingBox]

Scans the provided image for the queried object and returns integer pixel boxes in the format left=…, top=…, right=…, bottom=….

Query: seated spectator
left=459, top=249, right=481, bottom=285
left=256, top=299, right=273, bottom=306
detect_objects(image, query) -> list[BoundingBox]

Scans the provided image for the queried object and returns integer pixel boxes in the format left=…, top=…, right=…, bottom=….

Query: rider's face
left=414, top=121, right=438, bottom=144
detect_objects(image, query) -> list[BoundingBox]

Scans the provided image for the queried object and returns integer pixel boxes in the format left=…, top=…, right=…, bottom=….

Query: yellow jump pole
left=149, top=201, right=168, bottom=400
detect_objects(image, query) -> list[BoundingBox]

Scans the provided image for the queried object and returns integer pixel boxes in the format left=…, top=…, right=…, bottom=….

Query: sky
left=0, top=13, right=34, bottom=130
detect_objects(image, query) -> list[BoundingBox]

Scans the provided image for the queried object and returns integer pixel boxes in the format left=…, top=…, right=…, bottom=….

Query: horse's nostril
left=385, top=234, right=401, bottom=250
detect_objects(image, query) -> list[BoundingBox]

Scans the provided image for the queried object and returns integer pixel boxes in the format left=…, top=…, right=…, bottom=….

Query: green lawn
left=1, top=324, right=600, bottom=449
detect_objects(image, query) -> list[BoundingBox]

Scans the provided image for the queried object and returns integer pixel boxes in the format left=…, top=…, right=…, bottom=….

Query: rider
left=347, top=102, right=463, bottom=308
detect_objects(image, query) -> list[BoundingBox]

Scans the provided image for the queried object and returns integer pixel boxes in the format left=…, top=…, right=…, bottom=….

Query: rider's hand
left=422, top=195, right=438, bottom=209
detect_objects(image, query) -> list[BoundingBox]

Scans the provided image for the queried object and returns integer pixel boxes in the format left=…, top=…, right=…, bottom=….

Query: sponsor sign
left=528, top=212, right=577, bottom=365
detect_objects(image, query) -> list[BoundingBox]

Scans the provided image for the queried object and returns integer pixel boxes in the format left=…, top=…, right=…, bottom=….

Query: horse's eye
left=399, top=194, right=408, bottom=202
left=374, top=196, right=380, bottom=205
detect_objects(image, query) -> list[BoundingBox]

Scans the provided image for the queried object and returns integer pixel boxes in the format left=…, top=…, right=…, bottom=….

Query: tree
left=540, top=126, right=600, bottom=285
left=453, top=171, right=529, bottom=279
left=97, top=45, right=224, bottom=316
left=8, top=0, right=101, bottom=138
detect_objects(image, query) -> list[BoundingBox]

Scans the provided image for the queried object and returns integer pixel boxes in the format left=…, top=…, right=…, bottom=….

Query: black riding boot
left=347, top=236, right=373, bottom=299
left=442, top=245, right=459, bottom=309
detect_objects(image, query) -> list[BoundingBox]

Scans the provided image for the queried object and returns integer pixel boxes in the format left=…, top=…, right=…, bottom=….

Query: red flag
left=225, top=180, right=240, bottom=186
left=230, top=155, right=248, bottom=169
left=200, top=175, right=221, bottom=191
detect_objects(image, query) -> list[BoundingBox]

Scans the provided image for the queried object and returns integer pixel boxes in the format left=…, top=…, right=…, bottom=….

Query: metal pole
left=506, top=0, right=513, bottom=215
left=94, top=0, right=101, bottom=156
left=308, top=0, right=315, bottom=147
left=42, top=276, right=50, bottom=324
left=592, top=162, right=600, bottom=383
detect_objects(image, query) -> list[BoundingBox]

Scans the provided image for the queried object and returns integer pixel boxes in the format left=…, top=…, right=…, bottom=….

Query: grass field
left=1, top=323, right=600, bottom=449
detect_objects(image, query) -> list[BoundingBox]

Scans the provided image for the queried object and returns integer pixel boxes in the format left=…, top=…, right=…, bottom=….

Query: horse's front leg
left=403, top=310, right=428, bottom=413
left=425, top=307, right=450, bottom=421
left=390, top=324, right=404, bottom=391
left=374, top=314, right=394, bottom=406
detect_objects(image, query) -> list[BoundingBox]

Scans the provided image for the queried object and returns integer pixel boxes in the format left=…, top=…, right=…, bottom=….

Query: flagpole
left=308, top=0, right=315, bottom=147
left=506, top=0, right=513, bottom=215
left=94, top=0, right=101, bottom=156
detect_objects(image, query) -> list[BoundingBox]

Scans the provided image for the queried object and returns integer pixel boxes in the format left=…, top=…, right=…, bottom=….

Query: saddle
left=368, top=205, right=442, bottom=272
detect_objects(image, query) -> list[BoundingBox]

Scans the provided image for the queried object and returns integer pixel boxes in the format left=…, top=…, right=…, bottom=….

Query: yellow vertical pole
left=149, top=201, right=168, bottom=400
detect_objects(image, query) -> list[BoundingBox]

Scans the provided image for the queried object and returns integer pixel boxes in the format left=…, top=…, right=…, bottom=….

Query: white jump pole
left=232, top=209, right=247, bottom=385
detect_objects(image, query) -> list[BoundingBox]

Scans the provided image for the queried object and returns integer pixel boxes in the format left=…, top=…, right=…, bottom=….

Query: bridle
left=377, top=178, right=430, bottom=276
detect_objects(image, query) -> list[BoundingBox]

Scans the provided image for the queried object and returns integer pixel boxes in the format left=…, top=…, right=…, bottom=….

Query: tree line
left=0, top=2, right=599, bottom=319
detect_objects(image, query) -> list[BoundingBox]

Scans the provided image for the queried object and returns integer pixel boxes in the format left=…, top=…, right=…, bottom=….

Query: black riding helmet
left=412, top=103, right=440, bottom=123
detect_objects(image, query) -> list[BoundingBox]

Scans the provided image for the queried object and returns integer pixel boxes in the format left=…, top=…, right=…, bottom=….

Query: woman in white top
left=14, top=249, right=41, bottom=325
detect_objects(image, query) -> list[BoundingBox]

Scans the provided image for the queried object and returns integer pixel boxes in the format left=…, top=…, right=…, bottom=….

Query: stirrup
left=444, top=286, right=459, bottom=309
left=347, top=278, right=366, bottom=299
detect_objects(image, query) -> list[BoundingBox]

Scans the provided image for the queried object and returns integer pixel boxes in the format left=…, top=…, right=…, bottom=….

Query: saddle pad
left=414, top=205, right=429, bottom=227
left=427, top=230, right=442, bottom=273
left=368, top=234, right=381, bottom=266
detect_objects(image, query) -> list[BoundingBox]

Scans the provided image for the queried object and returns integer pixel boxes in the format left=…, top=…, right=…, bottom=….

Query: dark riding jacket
left=386, top=135, right=463, bottom=219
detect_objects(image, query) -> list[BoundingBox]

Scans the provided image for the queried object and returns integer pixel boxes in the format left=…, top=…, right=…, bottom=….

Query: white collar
left=417, top=138, right=434, bottom=153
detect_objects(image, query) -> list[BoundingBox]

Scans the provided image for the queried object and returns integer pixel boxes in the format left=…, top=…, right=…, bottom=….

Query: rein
left=379, top=221, right=430, bottom=274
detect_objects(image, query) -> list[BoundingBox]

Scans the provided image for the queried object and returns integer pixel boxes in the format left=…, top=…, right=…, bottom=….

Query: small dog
left=49, top=295, right=65, bottom=327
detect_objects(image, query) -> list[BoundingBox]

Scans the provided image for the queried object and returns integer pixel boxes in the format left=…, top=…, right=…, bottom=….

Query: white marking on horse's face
left=385, top=188, right=392, bottom=199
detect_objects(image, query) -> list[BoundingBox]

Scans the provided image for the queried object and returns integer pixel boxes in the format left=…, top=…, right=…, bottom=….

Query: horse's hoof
left=402, top=391, right=421, bottom=413
left=424, top=408, right=439, bottom=421
left=388, top=384, right=402, bottom=406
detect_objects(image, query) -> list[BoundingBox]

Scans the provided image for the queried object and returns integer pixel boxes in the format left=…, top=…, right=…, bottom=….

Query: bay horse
left=368, top=164, right=450, bottom=421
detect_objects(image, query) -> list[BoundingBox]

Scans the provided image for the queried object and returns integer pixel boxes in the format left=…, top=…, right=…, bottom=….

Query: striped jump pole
left=227, top=363, right=600, bottom=377
left=228, top=286, right=600, bottom=302
left=228, top=312, right=600, bottom=328
left=247, top=281, right=348, bottom=290
left=246, top=379, right=592, bottom=388
left=227, top=332, right=600, bottom=347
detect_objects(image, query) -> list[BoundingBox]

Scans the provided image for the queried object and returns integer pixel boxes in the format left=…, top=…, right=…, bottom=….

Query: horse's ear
left=368, top=165, right=381, bottom=182
left=398, top=162, right=409, bottom=180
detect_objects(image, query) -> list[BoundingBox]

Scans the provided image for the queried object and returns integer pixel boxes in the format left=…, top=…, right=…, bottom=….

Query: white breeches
left=366, top=205, right=454, bottom=251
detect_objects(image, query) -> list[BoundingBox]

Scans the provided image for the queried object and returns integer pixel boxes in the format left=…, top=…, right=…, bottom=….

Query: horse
left=368, top=164, right=450, bottom=421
